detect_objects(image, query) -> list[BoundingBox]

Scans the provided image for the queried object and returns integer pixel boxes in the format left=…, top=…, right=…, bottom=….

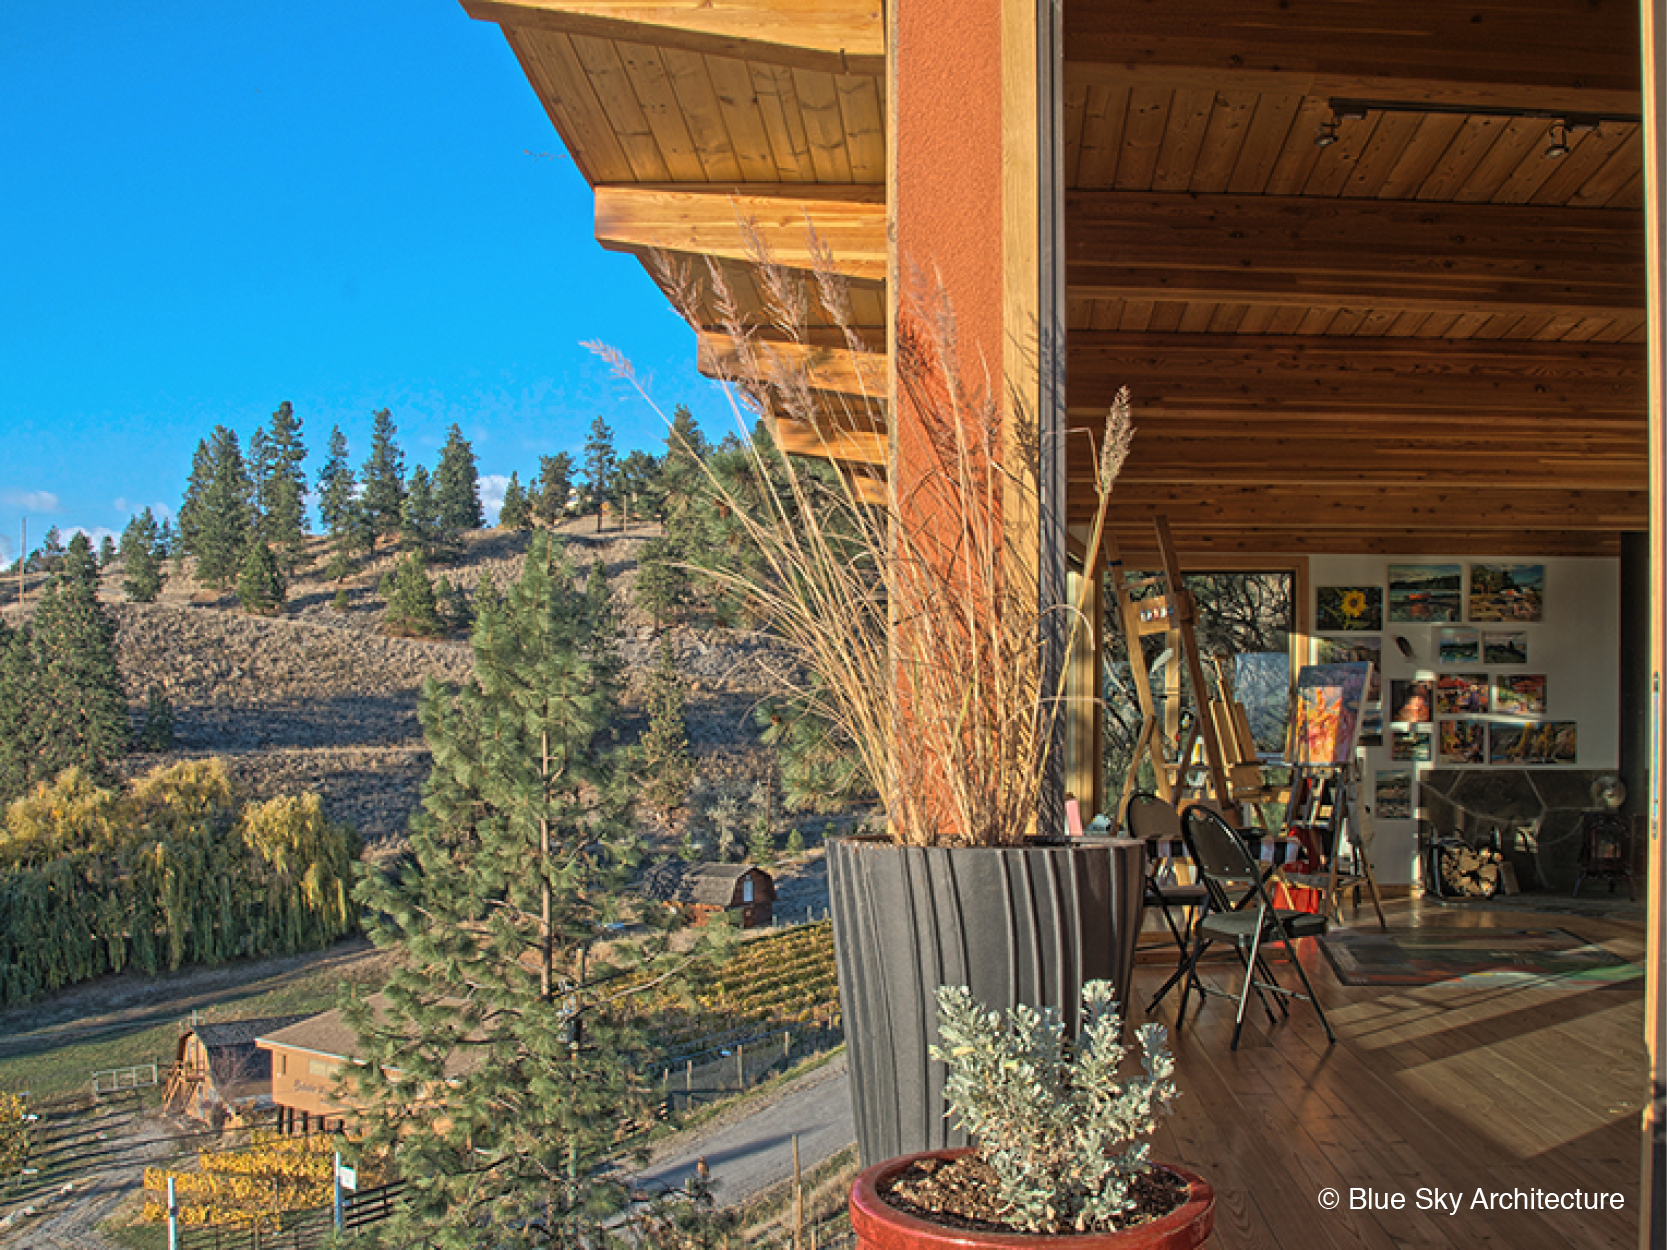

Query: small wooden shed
left=167, top=1014, right=313, bottom=1124
left=677, top=863, right=775, bottom=929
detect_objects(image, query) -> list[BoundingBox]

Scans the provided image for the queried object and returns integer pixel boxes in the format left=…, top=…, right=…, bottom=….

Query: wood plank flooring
left=1131, top=897, right=1646, bottom=1249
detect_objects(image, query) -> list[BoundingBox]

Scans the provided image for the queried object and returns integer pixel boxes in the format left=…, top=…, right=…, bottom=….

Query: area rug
left=1318, top=927, right=1638, bottom=987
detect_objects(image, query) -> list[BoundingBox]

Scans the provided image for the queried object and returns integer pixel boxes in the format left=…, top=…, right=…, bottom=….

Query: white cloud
left=479, top=474, right=509, bottom=527
left=0, top=537, right=13, bottom=570
left=1, top=490, right=60, bottom=512
left=67, top=526, right=120, bottom=549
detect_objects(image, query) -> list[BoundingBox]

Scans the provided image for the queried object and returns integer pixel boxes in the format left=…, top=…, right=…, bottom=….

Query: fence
left=91, top=1061, right=159, bottom=1094
left=175, top=1181, right=407, bottom=1250
left=657, top=1015, right=842, bottom=1114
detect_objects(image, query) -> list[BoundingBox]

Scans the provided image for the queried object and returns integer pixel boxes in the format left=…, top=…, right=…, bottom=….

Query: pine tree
left=655, top=404, right=709, bottom=524
left=637, top=637, right=695, bottom=816
left=400, top=465, right=447, bottom=558
left=120, top=509, right=165, bottom=603
left=176, top=438, right=214, bottom=558
left=360, top=408, right=406, bottom=543
left=135, top=684, right=175, bottom=752
left=533, top=453, right=574, bottom=527
left=497, top=471, right=532, bottom=530
left=253, top=401, right=308, bottom=569
left=237, top=540, right=287, bottom=615
left=435, top=424, right=483, bottom=533
left=187, top=426, right=255, bottom=590
left=583, top=417, right=617, bottom=531
left=348, top=534, right=674, bottom=1247
left=28, top=527, right=66, bottom=575
left=97, top=535, right=117, bottom=569
left=634, top=536, right=688, bottom=632
left=61, top=533, right=100, bottom=596
left=380, top=553, right=445, bottom=638
left=614, top=449, right=657, bottom=528
left=317, top=425, right=357, bottom=541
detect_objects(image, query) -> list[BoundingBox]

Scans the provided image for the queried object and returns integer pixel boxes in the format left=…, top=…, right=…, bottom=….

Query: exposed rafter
left=697, top=330, right=888, bottom=398
left=462, top=0, right=885, bottom=76
left=594, top=184, right=886, bottom=280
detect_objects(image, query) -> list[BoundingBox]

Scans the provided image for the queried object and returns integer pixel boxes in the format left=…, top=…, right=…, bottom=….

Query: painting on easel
left=1287, top=662, right=1374, bottom=767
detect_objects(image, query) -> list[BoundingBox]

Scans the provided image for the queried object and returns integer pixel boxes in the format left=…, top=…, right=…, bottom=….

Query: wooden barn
left=676, top=863, right=775, bottom=929
left=165, top=1014, right=313, bottom=1125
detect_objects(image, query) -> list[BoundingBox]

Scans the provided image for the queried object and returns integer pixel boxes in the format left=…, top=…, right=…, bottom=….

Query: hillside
left=4, top=521, right=797, bottom=849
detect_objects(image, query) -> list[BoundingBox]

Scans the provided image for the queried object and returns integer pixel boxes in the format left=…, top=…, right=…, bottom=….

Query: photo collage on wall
left=1314, top=562, right=1575, bottom=824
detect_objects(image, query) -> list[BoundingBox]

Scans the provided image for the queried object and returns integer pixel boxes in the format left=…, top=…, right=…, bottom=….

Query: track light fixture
left=1315, top=99, right=1638, bottom=159
left=1544, top=121, right=1571, bottom=159
left=1315, top=116, right=1340, bottom=148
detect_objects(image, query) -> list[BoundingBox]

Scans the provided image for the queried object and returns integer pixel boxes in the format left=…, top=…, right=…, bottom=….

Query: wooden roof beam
left=594, top=184, right=886, bottom=281
left=697, top=330, right=888, bottom=398
left=1062, top=0, right=1641, bottom=115
left=462, top=0, right=884, bottom=76
left=1068, top=193, right=1645, bottom=317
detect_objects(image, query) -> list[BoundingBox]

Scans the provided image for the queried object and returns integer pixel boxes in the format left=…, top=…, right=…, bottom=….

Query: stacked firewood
left=1438, top=842, right=1504, bottom=898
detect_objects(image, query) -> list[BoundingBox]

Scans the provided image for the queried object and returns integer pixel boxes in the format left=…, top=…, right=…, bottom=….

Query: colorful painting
left=1390, top=679, right=1434, bottom=724
left=1375, top=770, right=1414, bottom=820
left=1360, top=704, right=1382, bottom=747
left=1490, top=721, right=1579, bottom=765
left=1388, top=564, right=1462, bottom=623
left=1493, top=674, right=1548, bottom=717
left=1317, top=586, right=1383, bottom=632
left=1315, top=636, right=1383, bottom=701
left=1438, top=628, right=1480, bottom=664
left=1435, top=673, right=1489, bottom=715
left=1287, top=662, right=1373, bottom=766
left=1439, top=719, right=1487, bottom=765
left=1470, top=563, right=1544, bottom=623
left=1483, top=630, right=1528, bottom=665
left=1391, top=727, right=1433, bottom=762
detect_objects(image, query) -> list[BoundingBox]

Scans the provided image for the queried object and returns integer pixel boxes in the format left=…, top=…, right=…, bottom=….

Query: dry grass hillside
left=3, top=521, right=795, bottom=850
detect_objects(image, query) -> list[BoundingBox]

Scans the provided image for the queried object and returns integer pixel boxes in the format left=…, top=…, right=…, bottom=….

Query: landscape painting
left=1288, top=662, right=1373, bottom=766
left=1389, top=679, right=1434, bottom=724
left=1470, top=563, right=1544, bottom=622
left=1391, top=727, right=1433, bottom=762
left=1483, top=630, right=1529, bottom=665
left=1435, top=673, right=1490, bottom=715
left=1375, top=770, right=1414, bottom=820
left=1490, top=721, right=1579, bottom=765
left=1388, top=564, right=1462, bottom=623
left=1493, top=674, right=1548, bottom=717
left=1317, top=586, right=1383, bottom=631
left=1315, top=636, right=1383, bottom=701
left=1438, top=628, right=1480, bottom=664
left=1439, top=719, right=1487, bottom=765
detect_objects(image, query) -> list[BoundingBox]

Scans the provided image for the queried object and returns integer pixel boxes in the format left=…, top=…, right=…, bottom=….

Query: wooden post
left=793, top=1133, right=804, bottom=1250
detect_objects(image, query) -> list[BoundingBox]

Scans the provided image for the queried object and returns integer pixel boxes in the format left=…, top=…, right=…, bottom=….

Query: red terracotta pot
left=850, top=1149, right=1215, bottom=1250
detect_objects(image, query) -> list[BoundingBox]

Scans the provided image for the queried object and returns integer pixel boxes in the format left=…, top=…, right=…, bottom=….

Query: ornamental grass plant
left=594, top=238, right=1132, bottom=848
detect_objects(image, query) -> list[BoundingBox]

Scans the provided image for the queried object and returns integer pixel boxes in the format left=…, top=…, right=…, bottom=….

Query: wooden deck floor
left=1131, top=896, right=1647, bottom=1249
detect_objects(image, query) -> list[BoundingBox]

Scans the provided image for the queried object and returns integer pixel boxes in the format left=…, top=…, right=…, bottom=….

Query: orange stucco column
left=886, top=0, right=1067, bottom=841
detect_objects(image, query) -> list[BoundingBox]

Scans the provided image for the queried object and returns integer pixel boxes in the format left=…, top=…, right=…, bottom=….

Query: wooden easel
left=1109, top=516, right=1232, bottom=816
left=1283, top=764, right=1388, bottom=929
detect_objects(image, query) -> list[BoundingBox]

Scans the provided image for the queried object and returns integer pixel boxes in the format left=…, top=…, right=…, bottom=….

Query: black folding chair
left=1124, top=792, right=1208, bottom=1010
left=1176, top=804, right=1336, bottom=1051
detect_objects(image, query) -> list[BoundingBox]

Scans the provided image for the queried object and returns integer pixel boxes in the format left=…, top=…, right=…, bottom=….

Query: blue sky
left=0, top=2, right=731, bottom=567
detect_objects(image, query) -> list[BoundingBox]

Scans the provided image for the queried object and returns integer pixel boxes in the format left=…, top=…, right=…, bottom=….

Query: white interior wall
left=1305, top=555, right=1621, bottom=885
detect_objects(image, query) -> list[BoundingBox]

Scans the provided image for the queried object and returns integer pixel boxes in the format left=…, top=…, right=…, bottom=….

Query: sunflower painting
left=1317, top=585, right=1383, bottom=631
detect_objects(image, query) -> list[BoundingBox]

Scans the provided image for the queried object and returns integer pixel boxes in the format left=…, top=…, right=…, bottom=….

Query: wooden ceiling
left=463, top=0, right=1648, bottom=561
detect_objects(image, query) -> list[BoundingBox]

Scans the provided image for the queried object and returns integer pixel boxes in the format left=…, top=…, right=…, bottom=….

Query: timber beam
left=462, top=0, right=885, bottom=76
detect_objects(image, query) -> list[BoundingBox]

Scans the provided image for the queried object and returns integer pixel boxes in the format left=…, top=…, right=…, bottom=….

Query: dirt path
left=0, top=1112, right=178, bottom=1250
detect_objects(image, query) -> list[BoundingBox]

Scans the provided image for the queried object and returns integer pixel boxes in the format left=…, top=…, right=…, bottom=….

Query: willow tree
left=349, top=533, right=692, bottom=1248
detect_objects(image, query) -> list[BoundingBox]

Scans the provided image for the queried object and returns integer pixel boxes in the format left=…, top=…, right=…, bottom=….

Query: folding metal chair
left=1176, top=804, right=1336, bottom=1050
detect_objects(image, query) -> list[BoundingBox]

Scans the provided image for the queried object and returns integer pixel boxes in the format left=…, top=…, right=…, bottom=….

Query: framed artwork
left=1360, top=704, right=1383, bottom=747
left=1316, top=586, right=1383, bottom=632
left=1435, top=672, right=1489, bottom=715
left=1389, top=678, right=1434, bottom=724
left=1469, top=563, right=1544, bottom=623
left=1493, top=674, right=1547, bottom=717
left=1490, top=721, right=1578, bottom=765
left=1388, top=564, right=1462, bottom=623
left=1315, top=636, right=1383, bottom=701
left=1483, top=630, right=1528, bottom=665
left=1287, top=662, right=1374, bottom=767
left=1375, top=770, right=1414, bottom=820
left=1391, top=727, right=1433, bottom=762
left=1439, top=718, right=1487, bottom=765
left=1438, top=628, right=1480, bottom=664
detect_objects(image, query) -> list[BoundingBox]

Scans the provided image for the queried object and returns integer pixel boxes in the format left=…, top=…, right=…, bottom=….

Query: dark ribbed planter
left=828, top=835, right=1146, bottom=1166
left=850, top=1149, right=1215, bottom=1249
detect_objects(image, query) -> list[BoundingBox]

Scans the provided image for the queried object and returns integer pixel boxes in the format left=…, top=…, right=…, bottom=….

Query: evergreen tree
left=400, top=465, right=447, bottom=558
left=497, top=472, right=532, bottom=530
left=380, top=553, right=446, bottom=638
left=637, top=637, right=695, bottom=816
left=360, top=408, right=406, bottom=542
left=533, top=453, right=574, bottom=527
left=97, top=535, right=117, bottom=569
left=613, top=450, right=657, bottom=528
left=120, top=509, right=165, bottom=603
left=633, top=536, right=688, bottom=632
left=583, top=417, right=617, bottom=531
left=187, top=426, right=254, bottom=590
left=176, top=438, right=214, bottom=559
left=317, top=425, right=357, bottom=541
left=61, top=533, right=100, bottom=596
left=754, top=692, right=873, bottom=813
left=157, top=517, right=176, bottom=560
left=135, top=684, right=175, bottom=752
left=253, top=401, right=308, bottom=568
left=655, top=404, right=709, bottom=524
left=236, top=540, right=287, bottom=616
left=435, top=424, right=483, bottom=533
left=27, top=527, right=65, bottom=575
left=348, top=534, right=677, bottom=1247
left=0, top=623, right=34, bottom=802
